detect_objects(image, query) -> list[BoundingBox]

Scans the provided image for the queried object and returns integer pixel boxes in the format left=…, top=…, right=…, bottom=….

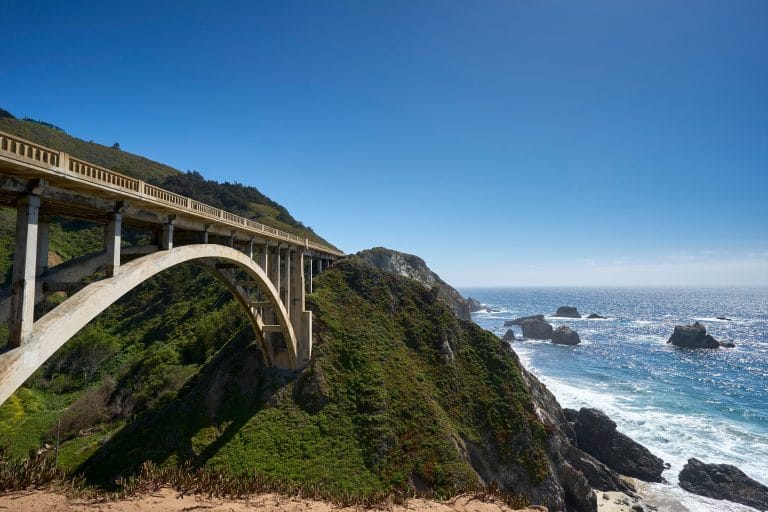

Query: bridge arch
left=0, top=244, right=298, bottom=406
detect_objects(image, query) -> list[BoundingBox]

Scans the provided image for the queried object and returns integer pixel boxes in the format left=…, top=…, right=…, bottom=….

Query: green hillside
left=0, top=112, right=562, bottom=507
left=75, top=257, right=550, bottom=500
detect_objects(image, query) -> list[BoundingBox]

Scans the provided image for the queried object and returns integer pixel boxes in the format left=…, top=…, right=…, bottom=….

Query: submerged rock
left=667, top=322, right=720, bottom=349
left=502, top=329, right=517, bottom=342
left=504, top=314, right=545, bottom=326
left=567, top=408, right=666, bottom=483
left=679, top=458, right=768, bottom=511
left=521, top=318, right=554, bottom=340
left=586, top=313, right=607, bottom=319
left=716, top=316, right=732, bottom=321
left=554, top=306, right=581, bottom=318
left=552, top=326, right=581, bottom=345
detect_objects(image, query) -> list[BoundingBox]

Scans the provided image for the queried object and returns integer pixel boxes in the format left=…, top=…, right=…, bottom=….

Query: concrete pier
left=8, top=194, right=40, bottom=348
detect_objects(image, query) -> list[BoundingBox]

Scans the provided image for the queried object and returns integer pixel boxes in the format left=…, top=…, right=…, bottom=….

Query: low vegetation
left=0, top=113, right=547, bottom=504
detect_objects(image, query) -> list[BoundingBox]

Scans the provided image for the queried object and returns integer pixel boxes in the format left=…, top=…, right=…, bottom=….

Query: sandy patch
left=596, top=490, right=655, bottom=512
left=0, top=488, right=547, bottom=512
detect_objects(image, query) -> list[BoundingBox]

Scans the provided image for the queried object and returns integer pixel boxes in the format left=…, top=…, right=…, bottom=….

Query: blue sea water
left=462, top=287, right=768, bottom=512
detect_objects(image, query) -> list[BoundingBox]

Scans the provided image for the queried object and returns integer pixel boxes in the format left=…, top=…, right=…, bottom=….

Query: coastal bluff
left=357, top=247, right=475, bottom=321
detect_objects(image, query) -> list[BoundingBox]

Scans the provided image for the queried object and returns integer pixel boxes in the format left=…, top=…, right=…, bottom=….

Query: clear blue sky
left=2, top=1, right=766, bottom=286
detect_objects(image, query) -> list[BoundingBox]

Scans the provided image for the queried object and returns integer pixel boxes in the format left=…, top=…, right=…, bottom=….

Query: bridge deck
left=0, top=130, right=341, bottom=256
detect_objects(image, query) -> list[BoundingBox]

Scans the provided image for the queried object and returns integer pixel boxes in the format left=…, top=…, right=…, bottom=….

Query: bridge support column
left=307, top=256, right=313, bottom=293
left=284, top=248, right=291, bottom=319
left=200, top=225, right=210, bottom=244
left=247, top=238, right=255, bottom=259
left=290, top=250, right=312, bottom=366
left=161, top=218, right=175, bottom=250
left=228, top=231, right=235, bottom=248
left=259, top=242, right=269, bottom=272
left=36, top=215, right=49, bottom=276
left=268, top=244, right=281, bottom=295
left=105, top=210, right=122, bottom=277
left=9, top=194, right=41, bottom=348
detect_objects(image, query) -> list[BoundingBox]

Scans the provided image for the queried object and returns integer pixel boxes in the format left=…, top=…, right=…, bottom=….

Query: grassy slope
left=0, top=114, right=328, bottom=462
left=0, top=114, right=549, bottom=502
left=75, top=258, right=549, bottom=500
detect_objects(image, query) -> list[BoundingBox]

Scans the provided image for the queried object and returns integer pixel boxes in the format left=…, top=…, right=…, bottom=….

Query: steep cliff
left=67, top=256, right=638, bottom=511
left=357, top=247, right=472, bottom=321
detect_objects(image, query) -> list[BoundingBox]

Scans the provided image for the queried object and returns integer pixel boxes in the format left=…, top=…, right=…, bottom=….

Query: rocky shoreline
left=352, top=252, right=763, bottom=511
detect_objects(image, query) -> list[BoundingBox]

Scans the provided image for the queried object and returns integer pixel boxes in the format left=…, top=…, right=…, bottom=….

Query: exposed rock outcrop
left=357, top=247, right=473, bottom=321
left=554, top=306, right=581, bottom=318
left=565, top=408, right=666, bottom=483
left=521, top=365, right=635, bottom=505
left=667, top=322, right=722, bottom=349
left=586, top=313, right=606, bottom=319
left=679, top=458, right=768, bottom=511
left=502, top=329, right=517, bottom=342
left=505, top=314, right=545, bottom=326
left=552, top=326, right=581, bottom=345
left=467, top=297, right=487, bottom=312
left=716, top=316, right=732, bottom=321
left=521, top=318, right=554, bottom=340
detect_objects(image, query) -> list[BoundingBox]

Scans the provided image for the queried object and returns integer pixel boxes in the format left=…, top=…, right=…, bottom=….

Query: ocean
left=462, top=287, right=768, bottom=512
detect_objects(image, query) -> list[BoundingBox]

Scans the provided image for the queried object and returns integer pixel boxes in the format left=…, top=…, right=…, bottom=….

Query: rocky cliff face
left=357, top=247, right=473, bottom=321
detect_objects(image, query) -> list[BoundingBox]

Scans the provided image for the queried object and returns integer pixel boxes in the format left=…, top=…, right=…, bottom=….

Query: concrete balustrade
left=0, top=130, right=340, bottom=256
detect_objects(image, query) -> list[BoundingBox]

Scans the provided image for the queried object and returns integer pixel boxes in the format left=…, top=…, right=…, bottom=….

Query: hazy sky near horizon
left=2, top=1, right=767, bottom=286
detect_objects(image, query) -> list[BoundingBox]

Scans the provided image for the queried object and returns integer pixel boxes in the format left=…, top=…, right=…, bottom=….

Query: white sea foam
left=641, top=481, right=760, bottom=512
left=513, top=352, right=768, bottom=509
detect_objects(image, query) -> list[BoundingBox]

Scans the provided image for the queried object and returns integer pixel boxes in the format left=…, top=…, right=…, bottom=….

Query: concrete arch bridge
left=0, top=130, right=342, bottom=406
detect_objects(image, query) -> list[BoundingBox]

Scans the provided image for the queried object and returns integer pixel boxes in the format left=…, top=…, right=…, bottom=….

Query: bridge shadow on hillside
left=77, top=332, right=299, bottom=487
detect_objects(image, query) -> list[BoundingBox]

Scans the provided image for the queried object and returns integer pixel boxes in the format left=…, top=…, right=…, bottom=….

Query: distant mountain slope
left=0, top=111, right=329, bottom=244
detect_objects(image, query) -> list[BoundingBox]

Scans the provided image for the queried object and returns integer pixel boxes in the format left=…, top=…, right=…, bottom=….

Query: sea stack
left=554, top=306, right=581, bottom=318
left=667, top=322, right=727, bottom=349
left=504, top=314, right=545, bottom=326
left=502, top=329, right=516, bottom=342
left=552, top=326, right=580, bottom=345
left=520, top=318, right=554, bottom=339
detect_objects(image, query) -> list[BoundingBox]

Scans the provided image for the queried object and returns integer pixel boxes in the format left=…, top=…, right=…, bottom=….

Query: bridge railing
left=0, top=132, right=59, bottom=167
left=68, top=157, right=141, bottom=192
left=0, top=130, right=341, bottom=256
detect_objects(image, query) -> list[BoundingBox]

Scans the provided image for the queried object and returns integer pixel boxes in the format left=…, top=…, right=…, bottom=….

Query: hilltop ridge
left=357, top=247, right=473, bottom=321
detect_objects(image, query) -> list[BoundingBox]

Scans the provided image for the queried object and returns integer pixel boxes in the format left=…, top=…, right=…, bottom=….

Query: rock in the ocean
left=716, top=316, right=732, bottom=321
left=667, top=322, right=720, bottom=349
left=569, top=408, right=666, bottom=483
left=719, top=340, right=736, bottom=348
left=552, top=326, right=581, bottom=345
left=587, top=313, right=607, bottom=319
left=504, top=314, right=545, bottom=326
left=520, top=318, right=554, bottom=339
left=679, top=458, right=768, bottom=511
left=554, top=306, right=581, bottom=318
left=502, top=329, right=516, bottom=342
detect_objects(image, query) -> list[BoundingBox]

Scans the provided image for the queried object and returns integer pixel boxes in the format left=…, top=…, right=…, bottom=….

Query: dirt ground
left=0, top=487, right=548, bottom=512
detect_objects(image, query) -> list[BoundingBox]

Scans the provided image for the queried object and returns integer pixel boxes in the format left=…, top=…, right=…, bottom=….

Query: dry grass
left=0, top=451, right=528, bottom=509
